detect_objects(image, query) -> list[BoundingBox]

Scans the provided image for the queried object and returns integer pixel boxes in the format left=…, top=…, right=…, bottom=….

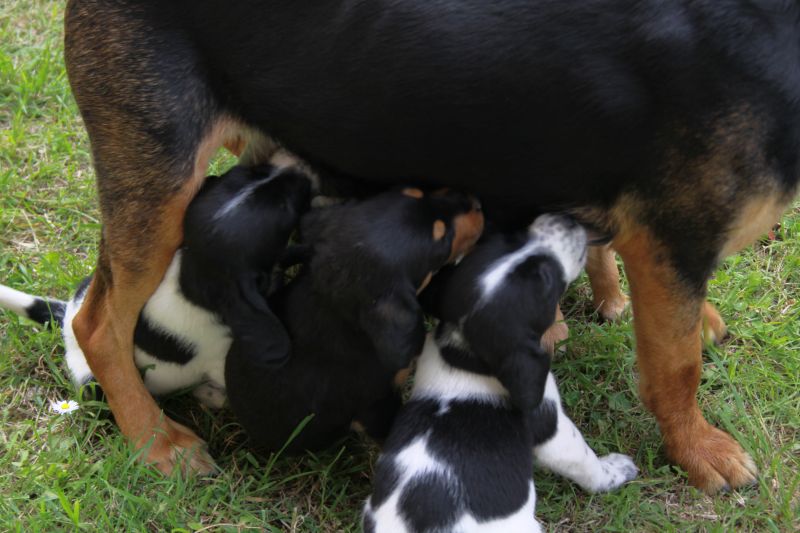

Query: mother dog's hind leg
left=615, top=229, right=757, bottom=493
left=65, top=0, right=244, bottom=474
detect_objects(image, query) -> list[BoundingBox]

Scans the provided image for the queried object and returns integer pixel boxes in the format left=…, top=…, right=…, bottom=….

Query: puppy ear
left=228, top=306, right=292, bottom=368
left=236, top=273, right=272, bottom=314
left=359, top=285, right=426, bottom=372
left=434, top=221, right=457, bottom=263
left=223, top=274, right=292, bottom=367
left=492, top=340, right=552, bottom=436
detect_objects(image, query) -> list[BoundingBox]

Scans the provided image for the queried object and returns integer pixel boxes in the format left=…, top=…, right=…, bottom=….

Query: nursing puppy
left=0, top=164, right=310, bottom=408
left=225, top=188, right=484, bottom=453
left=363, top=215, right=637, bottom=532
left=180, top=163, right=311, bottom=369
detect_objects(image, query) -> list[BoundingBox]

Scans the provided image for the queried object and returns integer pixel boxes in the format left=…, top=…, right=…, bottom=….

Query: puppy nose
left=470, top=197, right=482, bottom=212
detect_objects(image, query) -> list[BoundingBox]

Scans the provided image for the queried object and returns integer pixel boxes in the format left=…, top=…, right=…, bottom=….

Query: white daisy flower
left=50, top=399, right=79, bottom=414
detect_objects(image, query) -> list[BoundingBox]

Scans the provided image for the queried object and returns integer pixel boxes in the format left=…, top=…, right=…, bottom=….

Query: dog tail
left=0, top=280, right=96, bottom=389
left=0, top=284, right=67, bottom=327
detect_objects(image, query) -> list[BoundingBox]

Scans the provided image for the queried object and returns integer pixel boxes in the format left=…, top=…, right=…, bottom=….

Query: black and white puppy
left=225, top=188, right=485, bottom=453
left=0, top=163, right=310, bottom=408
left=363, top=215, right=638, bottom=533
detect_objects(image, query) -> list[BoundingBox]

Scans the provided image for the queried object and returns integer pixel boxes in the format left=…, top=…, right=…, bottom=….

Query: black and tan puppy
left=63, top=0, right=799, bottom=490
left=225, top=188, right=483, bottom=453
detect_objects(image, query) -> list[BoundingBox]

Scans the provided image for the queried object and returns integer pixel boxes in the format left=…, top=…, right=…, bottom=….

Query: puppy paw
left=541, top=306, right=568, bottom=355
left=193, top=382, right=227, bottom=409
left=588, top=453, right=639, bottom=493
left=701, top=301, right=728, bottom=346
left=541, top=320, right=569, bottom=355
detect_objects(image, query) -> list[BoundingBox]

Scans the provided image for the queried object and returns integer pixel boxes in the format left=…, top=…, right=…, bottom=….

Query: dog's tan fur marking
left=719, top=195, right=787, bottom=258
left=236, top=128, right=279, bottom=167
left=432, top=220, right=446, bottom=241
left=417, top=272, right=434, bottom=295
left=449, top=209, right=484, bottom=263
left=393, top=367, right=412, bottom=388
left=540, top=306, right=568, bottom=356
left=586, top=245, right=628, bottom=321
left=402, top=187, right=425, bottom=199
left=223, top=135, right=247, bottom=157
left=701, top=301, right=728, bottom=345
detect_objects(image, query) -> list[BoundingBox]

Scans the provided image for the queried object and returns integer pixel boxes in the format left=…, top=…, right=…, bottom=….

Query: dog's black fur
left=67, top=0, right=800, bottom=287
left=62, top=0, right=800, bottom=486
left=225, top=188, right=483, bottom=452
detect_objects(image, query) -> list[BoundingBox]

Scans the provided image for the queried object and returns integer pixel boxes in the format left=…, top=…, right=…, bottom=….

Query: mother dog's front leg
left=615, top=229, right=757, bottom=493
left=74, top=233, right=216, bottom=475
left=64, top=0, right=248, bottom=474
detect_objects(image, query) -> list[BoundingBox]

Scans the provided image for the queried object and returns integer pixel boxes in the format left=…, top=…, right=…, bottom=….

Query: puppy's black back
left=226, top=273, right=401, bottom=452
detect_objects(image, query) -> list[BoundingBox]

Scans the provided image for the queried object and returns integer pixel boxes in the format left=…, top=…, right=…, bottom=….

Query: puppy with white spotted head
left=363, top=214, right=638, bottom=533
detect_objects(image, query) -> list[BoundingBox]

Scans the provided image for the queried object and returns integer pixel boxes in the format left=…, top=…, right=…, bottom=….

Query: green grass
left=1, top=1, right=798, bottom=531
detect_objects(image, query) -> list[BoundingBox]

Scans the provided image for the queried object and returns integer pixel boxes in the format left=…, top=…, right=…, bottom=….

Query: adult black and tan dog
left=63, top=0, right=799, bottom=492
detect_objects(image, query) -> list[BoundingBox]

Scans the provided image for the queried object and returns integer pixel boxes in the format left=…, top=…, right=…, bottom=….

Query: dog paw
left=141, top=417, right=217, bottom=476
left=540, top=319, right=569, bottom=355
left=193, top=382, right=227, bottom=409
left=595, top=292, right=630, bottom=322
left=701, top=301, right=728, bottom=346
left=588, top=453, right=639, bottom=493
left=668, top=423, right=756, bottom=494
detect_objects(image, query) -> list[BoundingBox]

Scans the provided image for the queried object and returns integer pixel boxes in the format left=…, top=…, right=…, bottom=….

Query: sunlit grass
left=1, top=1, right=798, bottom=530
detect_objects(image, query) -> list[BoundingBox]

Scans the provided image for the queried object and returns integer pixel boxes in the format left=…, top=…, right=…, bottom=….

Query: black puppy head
left=183, top=164, right=311, bottom=270
left=247, top=165, right=312, bottom=257
left=417, top=187, right=485, bottom=269
left=299, top=187, right=484, bottom=371
left=383, top=187, right=485, bottom=290
left=433, top=214, right=587, bottom=419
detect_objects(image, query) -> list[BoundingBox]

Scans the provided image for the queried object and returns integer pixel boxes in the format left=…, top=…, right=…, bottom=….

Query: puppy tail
left=0, top=284, right=66, bottom=328
left=0, top=280, right=97, bottom=391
